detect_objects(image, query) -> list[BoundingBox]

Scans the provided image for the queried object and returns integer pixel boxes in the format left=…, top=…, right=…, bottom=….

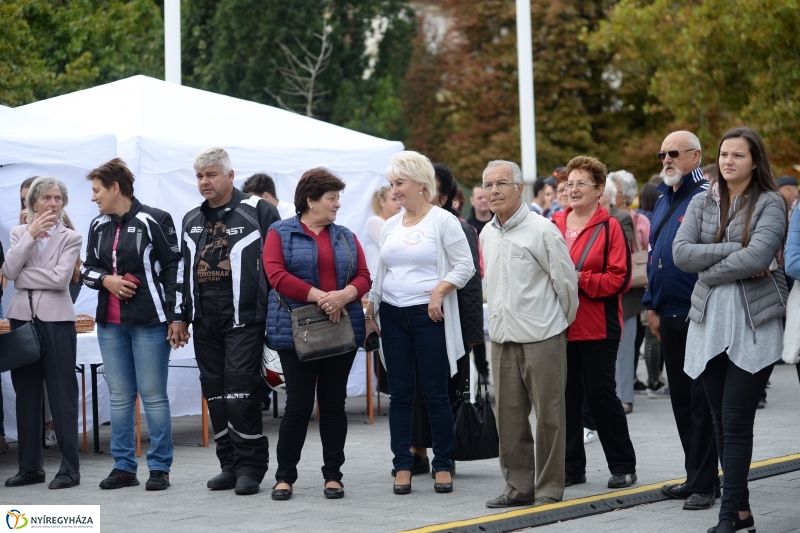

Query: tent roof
left=0, top=105, right=116, bottom=166
left=20, top=75, right=402, bottom=152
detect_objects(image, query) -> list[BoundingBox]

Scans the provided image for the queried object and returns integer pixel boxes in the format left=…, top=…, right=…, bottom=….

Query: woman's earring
left=418, top=190, right=423, bottom=195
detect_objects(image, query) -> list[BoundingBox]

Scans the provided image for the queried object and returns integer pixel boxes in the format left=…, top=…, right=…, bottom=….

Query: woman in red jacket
left=551, top=156, right=638, bottom=490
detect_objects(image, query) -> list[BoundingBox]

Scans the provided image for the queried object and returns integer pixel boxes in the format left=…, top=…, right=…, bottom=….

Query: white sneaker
left=44, top=425, right=57, bottom=447
left=583, top=428, right=596, bottom=444
left=647, top=385, right=670, bottom=398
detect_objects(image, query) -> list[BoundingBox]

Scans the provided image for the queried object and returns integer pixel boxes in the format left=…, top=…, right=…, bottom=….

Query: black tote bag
left=452, top=356, right=499, bottom=461
left=0, top=290, right=45, bottom=373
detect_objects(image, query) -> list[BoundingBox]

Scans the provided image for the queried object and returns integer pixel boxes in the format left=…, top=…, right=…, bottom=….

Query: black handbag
left=452, top=356, right=499, bottom=461
left=0, top=290, right=45, bottom=373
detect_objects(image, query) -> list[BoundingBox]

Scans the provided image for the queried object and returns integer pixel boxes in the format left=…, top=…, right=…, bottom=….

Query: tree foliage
left=182, top=0, right=416, bottom=140
left=0, top=0, right=164, bottom=106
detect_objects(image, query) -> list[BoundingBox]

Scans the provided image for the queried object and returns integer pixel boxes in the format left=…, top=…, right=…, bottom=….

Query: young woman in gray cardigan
left=673, top=127, right=787, bottom=533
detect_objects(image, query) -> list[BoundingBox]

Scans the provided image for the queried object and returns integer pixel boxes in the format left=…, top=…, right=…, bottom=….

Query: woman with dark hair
left=551, top=156, right=638, bottom=489
left=3, top=176, right=82, bottom=489
left=82, top=158, right=185, bottom=491
left=393, top=164, right=483, bottom=478
left=264, top=168, right=371, bottom=500
left=636, top=182, right=661, bottom=220
left=674, top=127, right=787, bottom=533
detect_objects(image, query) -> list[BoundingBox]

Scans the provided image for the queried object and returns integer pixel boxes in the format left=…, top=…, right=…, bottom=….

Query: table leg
left=81, top=366, right=87, bottom=453
left=272, top=390, right=278, bottom=418
left=201, top=395, right=209, bottom=448
left=91, top=364, right=101, bottom=453
left=366, top=351, right=374, bottom=424
left=135, top=394, right=141, bottom=457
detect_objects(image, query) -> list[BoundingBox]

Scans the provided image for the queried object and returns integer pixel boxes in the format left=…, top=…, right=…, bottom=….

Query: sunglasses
left=656, top=149, right=697, bottom=161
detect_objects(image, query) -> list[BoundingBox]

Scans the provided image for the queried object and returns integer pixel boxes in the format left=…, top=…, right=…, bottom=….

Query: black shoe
left=757, top=398, right=766, bottom=409
left=433, top=471, right=453, bottom=493
left=99, top=468, right=139, bottom=489
left=5, top=471, right=45, bottom=487
left=49, top=473, right=80, bottom=489
left=272, top=481, right=293, bottom=500
left=391, top=453, right=430, bottom=477
left=324, top=479, right=344, bottom=499
left=608, top=472, right=637, bottom=488
left=633, top=380, right=648, bottom=393
left=485, top=495, right=534, bottom=508
left=234, top=476, right=260, bottom=495
left=706, top=515, right=755, bottom=533
left=662, top=482, right=689, bottom=499
left=145, top=470, right=170, bottom=491
left=684, top=492, right=715, bottom=510
left=393, top=483, right=411, bottom=495
left=564, top=473, right=586, bottom=487
left=431, top=461, right=456, bottom=478
left=207, top=471, right=236, bottom=490
left=708, top=519, right=736, bottom=533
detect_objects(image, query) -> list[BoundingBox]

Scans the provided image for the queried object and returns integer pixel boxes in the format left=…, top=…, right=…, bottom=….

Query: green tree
left=0, top=0, right=163, bottom=107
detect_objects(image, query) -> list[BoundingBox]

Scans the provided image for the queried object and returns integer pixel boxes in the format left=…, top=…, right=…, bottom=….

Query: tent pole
left=165, top=0, right=181, bottom=85
left=516, top=0, right=536, bottom=202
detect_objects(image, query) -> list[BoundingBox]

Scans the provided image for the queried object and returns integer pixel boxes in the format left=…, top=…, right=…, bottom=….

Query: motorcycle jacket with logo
left=180, top=188, right=281, bottom=325
left=81, top=197, right=184, bottom=326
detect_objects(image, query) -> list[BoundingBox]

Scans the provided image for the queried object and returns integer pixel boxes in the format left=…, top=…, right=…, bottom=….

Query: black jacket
left=180, top=188, right=280, bottom=325
left=457, top=218, right=485, bottom=346
left=82, top=197, right=183, bottom=326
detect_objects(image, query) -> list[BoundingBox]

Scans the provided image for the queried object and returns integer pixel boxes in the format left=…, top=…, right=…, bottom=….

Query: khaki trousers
left=492, top=333, right=567, bottom=501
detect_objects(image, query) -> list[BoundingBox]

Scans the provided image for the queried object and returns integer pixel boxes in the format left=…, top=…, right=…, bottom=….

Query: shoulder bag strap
left=575, top=223, right=604, bottom=271
left=652, top=179, right=707, bottom=245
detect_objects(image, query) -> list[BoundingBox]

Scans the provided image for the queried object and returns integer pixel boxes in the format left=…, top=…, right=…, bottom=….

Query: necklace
left=570, top=212, right=592, bottom=230
left=403, top=207, right=430, bottom=225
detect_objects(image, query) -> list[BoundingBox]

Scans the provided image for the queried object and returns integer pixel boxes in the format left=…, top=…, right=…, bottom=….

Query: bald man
left=642, top=131, right=719, bottom=510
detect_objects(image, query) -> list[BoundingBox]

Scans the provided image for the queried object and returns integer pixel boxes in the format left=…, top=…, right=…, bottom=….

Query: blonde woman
left=364, top=185, right=401, bottom=279
left=365, top=151, right=475, bottom=495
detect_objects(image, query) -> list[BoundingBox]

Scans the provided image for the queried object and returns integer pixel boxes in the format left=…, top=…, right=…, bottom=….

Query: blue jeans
left=380, top=302, right=454, bottom=473
left=97, top=323, right=173, bottom=473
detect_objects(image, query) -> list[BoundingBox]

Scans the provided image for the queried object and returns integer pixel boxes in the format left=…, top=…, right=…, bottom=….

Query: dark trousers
left=660, top=316, right=719, bottom=494
left=565, top=339, right=636, bottom=476
left=10, top=319, right=79, bottom=476
left=193, top=288, right=269, bottom=481
left=411, top=351, right=468, bottom=448
left=702, top=353, right=773, bottom=522
left=380, top=302, right=454, bottom=473
left=274, top=348, right=357, bottom=484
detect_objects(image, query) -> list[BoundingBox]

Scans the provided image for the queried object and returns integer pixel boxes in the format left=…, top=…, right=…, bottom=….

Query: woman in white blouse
left=365, top=151, right=475, bottom=496
left=364, top=185, right=401, bottom=279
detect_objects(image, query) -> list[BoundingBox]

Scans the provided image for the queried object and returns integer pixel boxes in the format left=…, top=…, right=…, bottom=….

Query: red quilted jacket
left=552, top=206, right=631, bottom=341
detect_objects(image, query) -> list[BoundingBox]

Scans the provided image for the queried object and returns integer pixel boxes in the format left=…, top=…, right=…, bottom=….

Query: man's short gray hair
left=607, top=170, right=638, bottom=206
left=194, top=147, right=233, bottom=175
left=602, top=178, right=617, bottom=207
left=483, top=160, right=523, bottom=184
left=26, top=176, right=69, bottom=224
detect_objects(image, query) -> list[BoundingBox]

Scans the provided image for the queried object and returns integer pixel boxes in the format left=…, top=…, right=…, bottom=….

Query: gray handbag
left=278, top=233, right=357, bottom=362
left=0, top=290, right=45, bottom=373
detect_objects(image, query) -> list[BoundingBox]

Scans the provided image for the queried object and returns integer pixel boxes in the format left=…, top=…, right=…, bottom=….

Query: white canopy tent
left=0, top=105, right=118, bottom=315
left=20, top=75, right=404, bottom=249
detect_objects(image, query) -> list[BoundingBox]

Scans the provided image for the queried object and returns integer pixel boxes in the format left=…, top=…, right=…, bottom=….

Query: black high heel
left=433, top=471, right=453, bottom=493
left=393, top=470, right=411, bottom=495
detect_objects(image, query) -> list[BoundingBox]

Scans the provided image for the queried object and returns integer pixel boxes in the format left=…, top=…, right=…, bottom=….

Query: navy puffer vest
left=266, top=216, right=366, bottom=350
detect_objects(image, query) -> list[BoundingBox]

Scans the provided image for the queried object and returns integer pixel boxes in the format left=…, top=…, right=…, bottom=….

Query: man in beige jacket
left=480, top=160, right=579, bottom=508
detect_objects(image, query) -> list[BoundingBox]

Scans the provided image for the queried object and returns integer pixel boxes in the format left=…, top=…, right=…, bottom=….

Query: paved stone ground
left=0, top=361, right=798, bottom=533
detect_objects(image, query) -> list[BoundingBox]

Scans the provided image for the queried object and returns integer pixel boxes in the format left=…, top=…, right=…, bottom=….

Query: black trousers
left=193, top=288, right=269, bottom=481
left=565, top=339, right=636, bottom=476
left=10, top=319, right=79, bottom=476
left=702, top=353, right=773, bottom=522
left=275, top=348, right=357, bottom=484
left=660, top=316, right=719, bottom=494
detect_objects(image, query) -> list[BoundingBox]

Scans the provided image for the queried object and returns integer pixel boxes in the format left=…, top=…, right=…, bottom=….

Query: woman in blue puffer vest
left=263, top=168, right=371, bottom=501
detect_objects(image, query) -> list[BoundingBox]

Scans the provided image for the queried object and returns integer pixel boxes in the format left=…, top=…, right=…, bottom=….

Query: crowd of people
left=1, top=126, right=797, bottom=533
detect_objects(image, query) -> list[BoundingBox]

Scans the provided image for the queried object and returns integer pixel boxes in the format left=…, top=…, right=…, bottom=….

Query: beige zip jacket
left=481, top=202, right=579, bottom=344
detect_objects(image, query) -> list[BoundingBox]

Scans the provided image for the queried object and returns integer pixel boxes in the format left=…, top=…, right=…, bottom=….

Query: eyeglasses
left=565, top=181, right=595, bottom=190
left=482, top=181, right=514, bottom=191
left=656, top=149, right=697, bottom=161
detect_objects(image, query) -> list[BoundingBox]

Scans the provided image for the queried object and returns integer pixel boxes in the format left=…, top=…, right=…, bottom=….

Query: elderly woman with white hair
left=365, top=151, right=475, bottom=495
left=2, top=176, right=82, bottom=489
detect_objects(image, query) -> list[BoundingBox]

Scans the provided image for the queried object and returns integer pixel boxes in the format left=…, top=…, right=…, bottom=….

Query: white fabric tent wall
left=20, top=75, right=404, bottom=247
left=0, top=105, right=118, bottom=316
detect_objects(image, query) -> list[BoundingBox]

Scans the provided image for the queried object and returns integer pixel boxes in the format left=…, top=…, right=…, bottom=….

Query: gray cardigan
left=673, top=188, right=788, bottom=329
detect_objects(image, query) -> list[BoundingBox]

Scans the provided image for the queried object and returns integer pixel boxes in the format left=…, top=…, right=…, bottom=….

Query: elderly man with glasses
left=643, top=131, right=719, bottom=510
left=480, top=160, right=579, bottom=508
